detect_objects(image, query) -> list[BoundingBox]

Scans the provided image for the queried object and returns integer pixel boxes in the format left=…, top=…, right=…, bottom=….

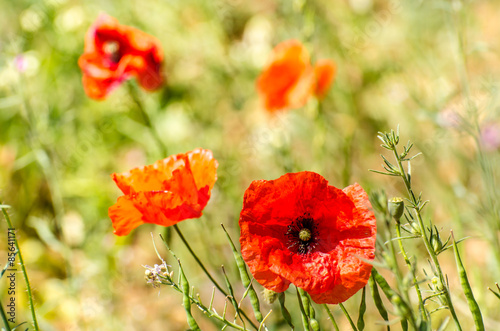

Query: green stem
left=128, top=84, right=168, bottom=157
left=392, top=149, right=462, bottom=330
left=172, top=224, right=258, bottom=330
left=0, top=303, right=12, bottom=331
left=395, top=223, right=427, bottom=322
left=165, top=276, right=247, bottom=330
left=339, top=303, right=358, bottom=331
left=173, top=224, right=225, bottom=295
left=2, top=208, right=39, bottom=331
left=384, top=218, right=416, bottom=328
left=323, top=305, right=339, bottom=331
left=18, top=77, right=64, bottom=238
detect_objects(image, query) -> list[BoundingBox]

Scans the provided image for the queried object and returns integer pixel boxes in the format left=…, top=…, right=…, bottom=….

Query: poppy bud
left=388, top=197, right=404, bottom=221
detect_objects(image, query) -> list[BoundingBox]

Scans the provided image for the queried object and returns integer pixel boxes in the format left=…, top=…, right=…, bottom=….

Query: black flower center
left=286, top=214, right=318, bottom=255
left=103, top=41, right=121, bottom=63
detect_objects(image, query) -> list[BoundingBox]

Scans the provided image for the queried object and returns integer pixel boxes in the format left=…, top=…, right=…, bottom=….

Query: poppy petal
left=79, top=13, right=164, bottom=99
left=109, top=149, right=218, bottom=235
left=257, top=40, right=315, bottom=112
left=314, top=59, right=336, bottom=98
left=239, top=172, right=376, bottom=304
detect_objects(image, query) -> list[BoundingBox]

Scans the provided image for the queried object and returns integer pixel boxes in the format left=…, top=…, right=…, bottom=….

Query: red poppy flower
left=314, top=59, right=336, bottom=98
left=256, top=40, right=315, bottom=112
left=78, top=13, right=164, bottom=99
left=239, top=171, right=376, bottom=304
left=109, top=149, right=218, bottom=236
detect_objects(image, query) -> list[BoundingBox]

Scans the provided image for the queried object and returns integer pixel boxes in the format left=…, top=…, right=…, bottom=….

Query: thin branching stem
left=0, top=303, right=12, bottom=331
left=395, top=223, right=427, bottom=322
left=390, top=141, right=462, bottom=331
left=1, top=208, right=39, bottom=331
left=171, top=225, right=258, bottom=330
left=161, top=274, right=247, bottom=330
left=128, top=83, right=168, bottom=157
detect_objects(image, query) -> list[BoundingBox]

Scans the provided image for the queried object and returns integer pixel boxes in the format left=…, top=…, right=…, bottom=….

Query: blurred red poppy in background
left=239, top=171, right=376, bottom=304
left=257, top=40, right=336, bottom=112
left=78, top=13, right=164, bottom=99
left=256, top=40, right=315, bottom=112
left=314, top=59, right=337, bottom=99
left=109, top=149, right=218, bottom=236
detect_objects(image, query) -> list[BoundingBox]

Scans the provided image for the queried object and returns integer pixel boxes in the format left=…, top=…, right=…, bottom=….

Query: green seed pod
left=388, top=197, right=405, bottom=221
left=310, top=318, right=320, bottom=331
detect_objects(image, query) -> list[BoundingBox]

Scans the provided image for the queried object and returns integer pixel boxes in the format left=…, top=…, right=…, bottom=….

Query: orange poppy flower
left=314, top=59, right=336, bottom=98
left=78, top=13, right=164, bottom=100
left=239, top=171, right=376, bottom=304
left=109, top=149, right=218, bottom=236
left=256, top=40, right=315, bottom=112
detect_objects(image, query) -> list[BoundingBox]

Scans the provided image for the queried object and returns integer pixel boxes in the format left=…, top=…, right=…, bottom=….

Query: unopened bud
left=388, top=197, right=405, bottom=221
left=431, top=276, right=444, bottom=292
left=430, top=232, right=443, bottom=253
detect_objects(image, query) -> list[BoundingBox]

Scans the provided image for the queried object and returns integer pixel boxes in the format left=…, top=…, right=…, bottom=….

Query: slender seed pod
left=278, top=293, right=294, bottom=329
left=368, top=274, right=389, bottom=323
left=452, top=235, right=485, bottom=330
left=371, top=268, right=396, bottom=299
left=222, top=224, right=263, bottom=322
left=297, top=287, right=311, bottom=318
left=357, top=287, right=367, bottom=331
left=310, top=318, right=321, bottom=331
left=178, top=260, right=200, bottom=331
left=221, top=266, right=243, bottom=325
left=296, top=288, right=310, bottom=330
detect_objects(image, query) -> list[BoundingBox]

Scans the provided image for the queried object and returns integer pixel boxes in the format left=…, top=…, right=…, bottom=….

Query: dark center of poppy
left=286, top=214, right=318, bottom=255
left=103, top=41, right=121, bottom=63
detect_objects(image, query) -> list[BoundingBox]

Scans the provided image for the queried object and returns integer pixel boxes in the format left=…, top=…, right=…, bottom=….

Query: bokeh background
left=1, top=0, right=500, bottom=330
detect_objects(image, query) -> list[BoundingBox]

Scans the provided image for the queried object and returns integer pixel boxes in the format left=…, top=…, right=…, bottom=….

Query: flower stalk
left=374, top=127, right=462, bottom=330
left=1, top=207, right=39, bottom=331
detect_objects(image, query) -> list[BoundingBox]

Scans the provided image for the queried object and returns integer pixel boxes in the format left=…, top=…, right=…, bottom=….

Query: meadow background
left=1, top=0, right=500, bottom=330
